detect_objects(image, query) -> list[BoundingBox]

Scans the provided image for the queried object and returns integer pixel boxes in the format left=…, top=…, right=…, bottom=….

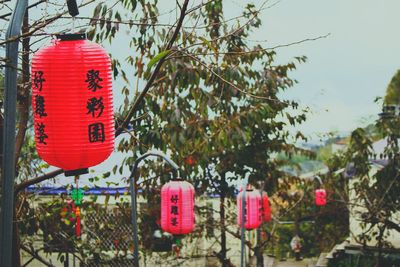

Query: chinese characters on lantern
left=35, top=95, right=47, bottom=118
left=85, top=69, right=105, bottom=143
left=33, top=71, right=45, bottom=91
left=170, top=194, right=179, bottom=226
left=33, top=71, right=48, bottom=144
left=85, top=70, right=103, bottom=92
left=86, top=97, right=104, bottom=117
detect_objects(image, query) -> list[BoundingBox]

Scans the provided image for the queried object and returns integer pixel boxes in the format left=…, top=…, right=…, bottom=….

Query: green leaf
left=146, top=50, right=171, bottom=72
left=199, top=36, right=218, bottom=56
left=130, top=0, right=137, bottom=11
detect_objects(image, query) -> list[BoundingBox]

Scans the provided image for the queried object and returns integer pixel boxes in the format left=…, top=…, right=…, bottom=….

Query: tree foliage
left=384, top=70, right=400, bottom=105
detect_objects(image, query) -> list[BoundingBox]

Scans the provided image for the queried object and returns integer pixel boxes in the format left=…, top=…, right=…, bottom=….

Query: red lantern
left=262, top=192, right=272, bottom=222
left=315, top=189, right=327, bottom=206
left=237, top=188, right=262, bottom=230
left=31, top=34, right=114, bottom=176
left=161, top=179, right=195, bottom=234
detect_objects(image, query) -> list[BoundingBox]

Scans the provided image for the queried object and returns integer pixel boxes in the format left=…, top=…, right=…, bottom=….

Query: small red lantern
left=31, top=33, right=114, bottom=176
left=315, top=189, right=327, bottom=206
left=237, top=188, right=262, bottom=230
left=262, top=192, right=272, bottom=222
left=161, top=179, right=195, bottom=234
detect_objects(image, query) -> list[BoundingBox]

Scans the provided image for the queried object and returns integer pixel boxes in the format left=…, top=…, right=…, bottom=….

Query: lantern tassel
left=75, top=206, right=81, bottom=237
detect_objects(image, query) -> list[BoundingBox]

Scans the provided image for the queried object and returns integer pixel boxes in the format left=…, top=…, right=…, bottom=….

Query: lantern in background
left=31, top=33, right=114, bottom=176
left=315, top=189, right=327, bottom=206
left=161, top=179, right=195, bottom=234
left=262, top=192, right=272, bottom=222
left=237, top=188, right=262, bottom=230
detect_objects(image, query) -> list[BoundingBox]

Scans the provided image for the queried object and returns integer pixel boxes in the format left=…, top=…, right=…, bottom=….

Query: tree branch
left=0, top=0, right=47, bottom=21
left=384, top=219, right=400, bottom=233
left=14, top=169, right=63, bottom=195
left=115, top=0, right=190, bottom=136
left=0, top=0, right=96, bottom=46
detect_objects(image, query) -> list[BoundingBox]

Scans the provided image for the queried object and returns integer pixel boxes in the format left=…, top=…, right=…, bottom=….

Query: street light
left=129, top=151, right=180, bottom=267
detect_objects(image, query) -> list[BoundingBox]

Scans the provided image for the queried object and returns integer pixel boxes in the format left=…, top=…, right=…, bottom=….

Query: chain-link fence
left=85, top=210, right=134, bottom=252
left=86, top=257, right=136, bottom=267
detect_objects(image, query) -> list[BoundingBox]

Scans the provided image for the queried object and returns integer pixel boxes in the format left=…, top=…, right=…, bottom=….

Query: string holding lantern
left=31, top=33, right=114, bottom=176
left=315, top=189, right=327, bottom=206
left=237, top=187, right=262, bottom=230
left=262, top=192, right=272, bottom=222
left=161, top=179, right=195, bottom=235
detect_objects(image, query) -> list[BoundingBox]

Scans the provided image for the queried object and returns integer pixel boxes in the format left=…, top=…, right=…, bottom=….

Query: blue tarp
left=26, top=186, right=133, bottom=195
left=25, top=186, right=222, bottom=198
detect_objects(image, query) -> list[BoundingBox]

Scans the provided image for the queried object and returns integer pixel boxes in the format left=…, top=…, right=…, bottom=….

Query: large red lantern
left=262, top=192, right=272, bottom=222
left=161, top=179, right=195, bottom=235
left=31, top=34, right=114, bottom=176
left=237, top=188, right=262, bottom=230
left=315, top=189, right=327, bottom=206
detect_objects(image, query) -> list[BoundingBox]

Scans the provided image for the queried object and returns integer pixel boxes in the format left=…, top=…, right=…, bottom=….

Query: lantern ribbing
left=237, top=188, right=262, bottom=230
left=161, top=180, right=195, bottom=235
left=31, top=34, right=114, bottom=174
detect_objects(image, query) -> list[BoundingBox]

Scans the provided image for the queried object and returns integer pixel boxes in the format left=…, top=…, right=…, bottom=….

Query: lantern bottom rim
left=64, top=168, right=89, bottom=177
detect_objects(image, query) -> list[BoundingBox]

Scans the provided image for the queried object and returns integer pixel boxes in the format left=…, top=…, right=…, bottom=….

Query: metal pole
left=1, top=1, right=28, bottom=266
left=129, top=163, right=139, bottom=267
left=64, top=252, right=69, bottom=267
left=129, top=151, right=180, bottom=267
left=240, top=178, right=248, bottom=267
left=257, top=185, right=264, bottom=267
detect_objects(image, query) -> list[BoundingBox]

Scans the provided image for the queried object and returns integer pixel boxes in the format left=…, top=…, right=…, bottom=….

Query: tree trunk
left=219, top=173, right=229, bottom=266
left=220, top=191, right=227, bottom=265
left=255, top=228, right=264, bottom=267
left=12, top=209, right=21, bottom=267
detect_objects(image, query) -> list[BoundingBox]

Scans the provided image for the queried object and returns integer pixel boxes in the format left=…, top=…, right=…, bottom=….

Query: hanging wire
left=72, top=16, right=75, bottom=33
left=75, top=175, right=79, bottom=192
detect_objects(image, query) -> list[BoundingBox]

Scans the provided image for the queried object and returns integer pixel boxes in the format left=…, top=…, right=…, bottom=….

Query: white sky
left=246, top=0, right=400, bottom=139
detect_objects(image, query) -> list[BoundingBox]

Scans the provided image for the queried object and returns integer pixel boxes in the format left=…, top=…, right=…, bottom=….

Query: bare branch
left=173, top=33, right=331, bottom=58
left=0, top=0, right=47, bottom=21
left=180, top=50, right=283, bottom=102
left=0, top=0, right=96, bottom=46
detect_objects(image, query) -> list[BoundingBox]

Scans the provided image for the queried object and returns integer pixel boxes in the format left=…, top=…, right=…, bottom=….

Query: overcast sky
left=246, top=0, right=400, bottom=139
